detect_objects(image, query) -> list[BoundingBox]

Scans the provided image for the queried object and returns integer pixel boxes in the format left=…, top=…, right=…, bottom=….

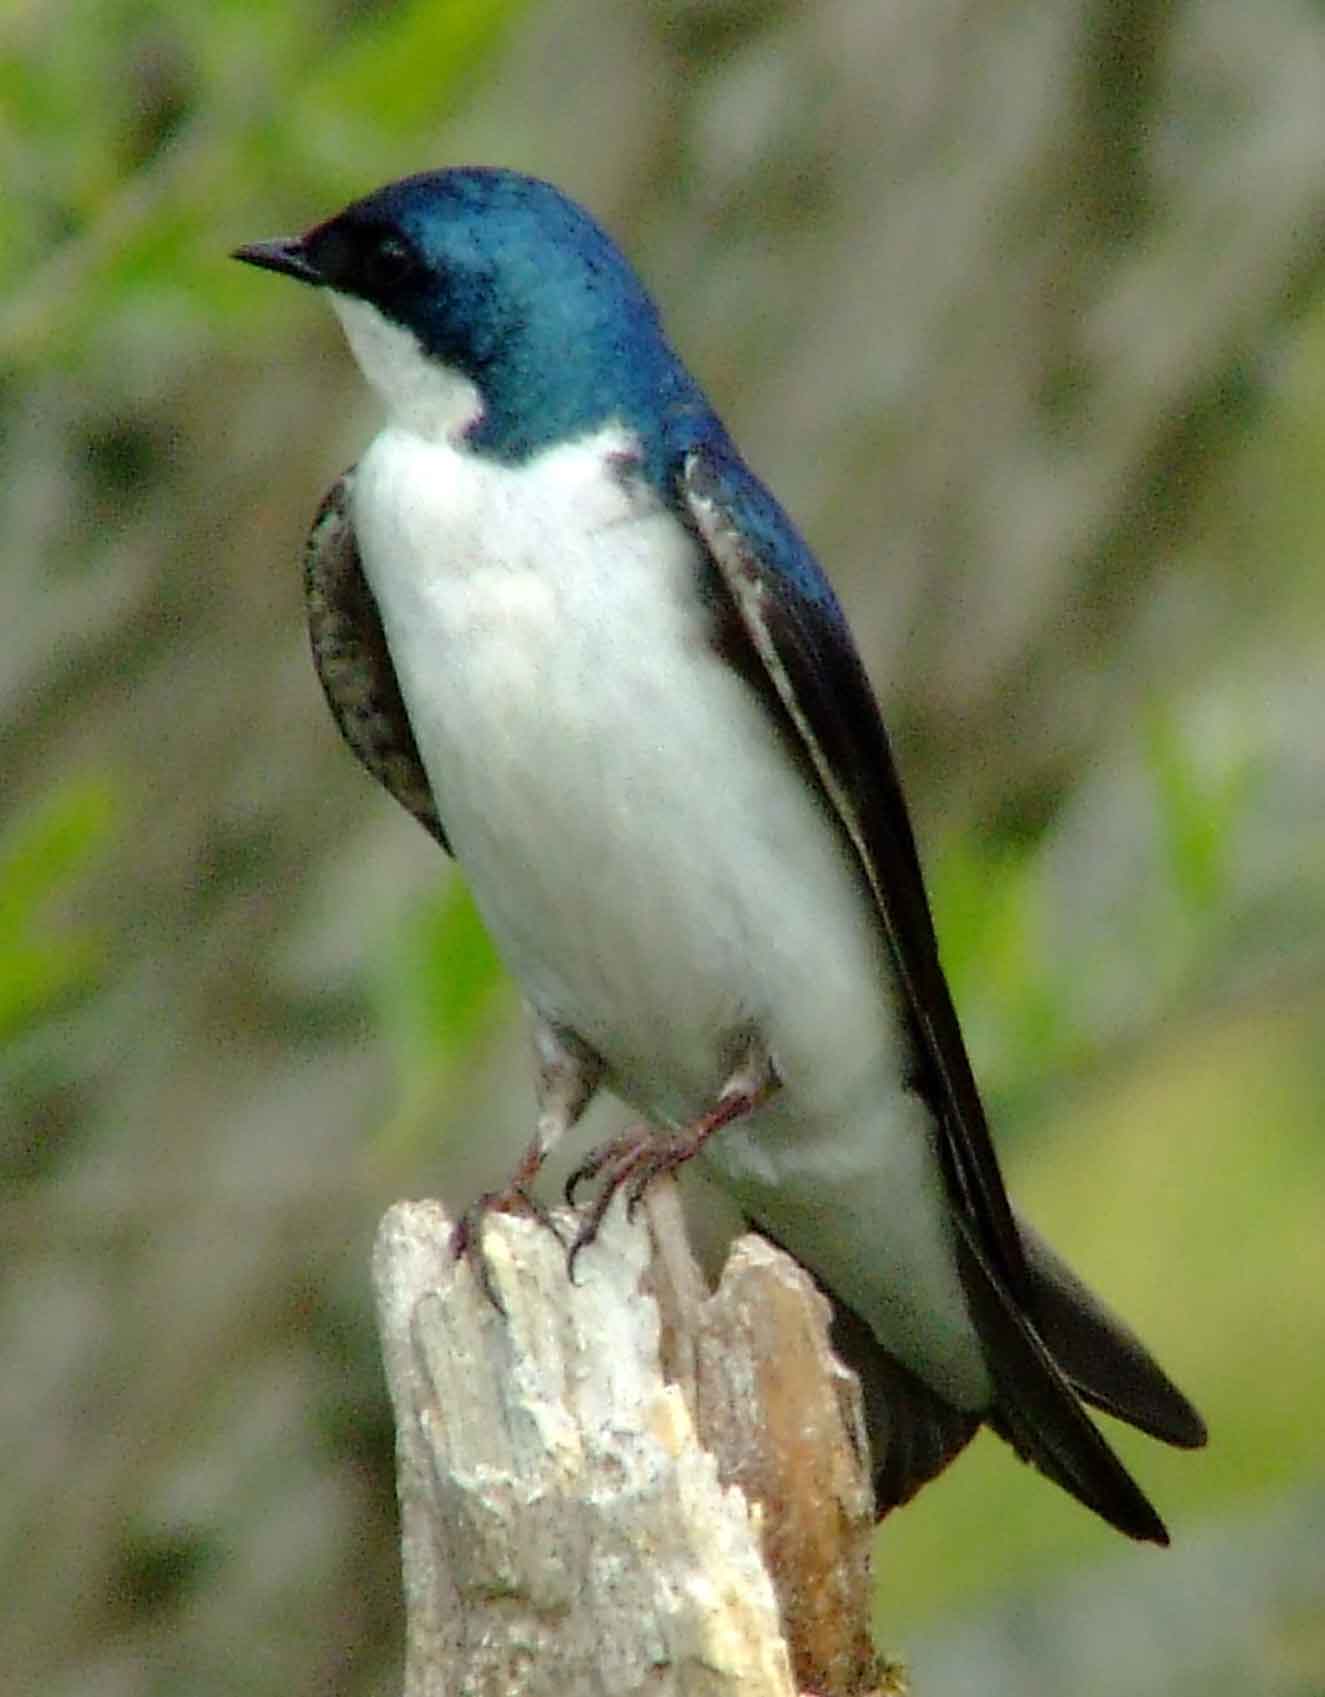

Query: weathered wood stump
left=373, top=1182, right=898, bottom=1696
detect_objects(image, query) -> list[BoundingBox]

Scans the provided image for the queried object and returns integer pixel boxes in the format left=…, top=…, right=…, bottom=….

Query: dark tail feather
left=1017, top=1215, right=1207, bottom=1449
left=772, top=1214, right=1203, bottom=1533
left=829, top=1295, right=980, bottom=1513
left=955, top=1218, right=1173, bottom=1544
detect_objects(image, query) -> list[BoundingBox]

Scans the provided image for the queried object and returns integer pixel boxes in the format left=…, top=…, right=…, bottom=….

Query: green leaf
left=0, top=778, right=118, bottom=1042
left=389, top=876, right=506, bottom=1068
left=1143, top=701, right=1254, bottom=917
left=929, top=828, right=1081, bottom=1111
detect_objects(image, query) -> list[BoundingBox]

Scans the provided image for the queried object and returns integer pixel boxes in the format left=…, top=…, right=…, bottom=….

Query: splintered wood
left=372, top=1185, right=897, bottom=1697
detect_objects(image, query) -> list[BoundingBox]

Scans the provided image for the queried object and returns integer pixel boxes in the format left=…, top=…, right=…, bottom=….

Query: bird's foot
left=564, top=1123, right=669, bottom=1280
left=564, top=1058, right=778, bottom=1279
left=450, top=1138, right=562, bottom=1313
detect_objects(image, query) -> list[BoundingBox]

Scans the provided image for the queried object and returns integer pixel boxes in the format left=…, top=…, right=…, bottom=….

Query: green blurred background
left=4, top=1, right=1324, bottom=1692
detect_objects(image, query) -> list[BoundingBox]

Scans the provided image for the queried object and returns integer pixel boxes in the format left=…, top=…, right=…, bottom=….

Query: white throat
left=328, top=291, right=482, bottom=443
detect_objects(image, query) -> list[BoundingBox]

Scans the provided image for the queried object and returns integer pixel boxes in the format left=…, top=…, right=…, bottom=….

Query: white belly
left=351, top=421, right=990, bottom=1406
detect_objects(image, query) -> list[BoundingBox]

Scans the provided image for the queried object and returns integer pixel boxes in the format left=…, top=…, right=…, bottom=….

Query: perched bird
left=234, top=168, right=1205, bottom=1540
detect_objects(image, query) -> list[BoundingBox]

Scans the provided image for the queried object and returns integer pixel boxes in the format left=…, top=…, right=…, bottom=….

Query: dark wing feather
left=1017, top=1215, right=1207, bottom=1448
left=680, top=443, right=1027, bottom=1295
left=952, top=1216, right=1170, bottom=1543
left=678, top=441, right=1202, bottom=1541
left=303, top=472, right=450, bottom=853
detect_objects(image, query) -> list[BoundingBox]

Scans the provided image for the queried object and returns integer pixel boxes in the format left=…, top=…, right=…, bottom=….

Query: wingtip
left=1122, top=1487, right=1172, bottom=1547
left=1016, top=1215, right=1210, bottom=1453
left=958, top=1220, right=1192, bottom=1546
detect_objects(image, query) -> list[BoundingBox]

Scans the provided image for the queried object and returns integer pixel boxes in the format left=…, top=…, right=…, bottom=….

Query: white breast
left=350, top=418, right=990, bottom=1406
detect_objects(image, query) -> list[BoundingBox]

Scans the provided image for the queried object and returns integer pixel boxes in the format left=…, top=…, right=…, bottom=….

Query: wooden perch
left=372, top=1183, right=900, bottom=1697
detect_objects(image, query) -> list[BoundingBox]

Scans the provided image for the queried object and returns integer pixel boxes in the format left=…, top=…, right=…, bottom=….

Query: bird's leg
left=565, top=1035, right=779, bottom=1279
left=452, top=1014, right=603, bottom=1309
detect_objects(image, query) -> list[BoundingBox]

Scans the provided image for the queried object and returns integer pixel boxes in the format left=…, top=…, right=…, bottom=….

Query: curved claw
left=563, top=1163, right=591, bottom=1209
left=564, top=1139, right=623, bottom=1207
left=451, top=1182, right=563, bottom=1313
left=565, top=1221, right=594, bottom=1286
left=563, top=1126, right=656, bottom=1278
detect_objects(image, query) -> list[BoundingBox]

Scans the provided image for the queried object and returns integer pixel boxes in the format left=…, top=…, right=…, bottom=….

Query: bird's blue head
left=234, top=168, right=708, bottom=465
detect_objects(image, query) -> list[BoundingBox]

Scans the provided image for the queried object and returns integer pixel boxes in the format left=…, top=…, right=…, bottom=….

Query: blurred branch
left=372, top=1186, right=894, bottom=1696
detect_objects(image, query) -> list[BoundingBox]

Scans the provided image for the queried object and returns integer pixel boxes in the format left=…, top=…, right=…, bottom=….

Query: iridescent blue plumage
left=307, top=169, right=707, bottom=473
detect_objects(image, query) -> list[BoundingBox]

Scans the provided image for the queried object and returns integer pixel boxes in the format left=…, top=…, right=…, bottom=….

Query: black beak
left=231, top=236, right=323, bottom=285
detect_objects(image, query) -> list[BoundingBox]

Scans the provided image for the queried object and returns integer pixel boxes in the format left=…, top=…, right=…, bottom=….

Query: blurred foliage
left=372, top=878, right=510, bottom=1163
left=1144, top=703, right=1253, bottom=923
left=383, top=880, right=506, bottom=1074
left=931, top=828, right=1085, bottom=1113
left=931, top=697, right=1264, bottom=1124
left=0, top=0, right=534, bottom=368
left=0, top=777, right=117, bottom=1043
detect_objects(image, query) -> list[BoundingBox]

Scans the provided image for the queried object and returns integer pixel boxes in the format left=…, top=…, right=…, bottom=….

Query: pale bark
left=372, top=1184, right=899, bottom=1697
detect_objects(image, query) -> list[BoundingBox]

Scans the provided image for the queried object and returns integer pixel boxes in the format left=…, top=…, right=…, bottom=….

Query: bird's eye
left=363, top=234, right=417, bottom=293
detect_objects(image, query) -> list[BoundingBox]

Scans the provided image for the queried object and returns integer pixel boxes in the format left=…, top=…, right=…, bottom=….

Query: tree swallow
left=234, top=168, right=1205, bottom=1541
